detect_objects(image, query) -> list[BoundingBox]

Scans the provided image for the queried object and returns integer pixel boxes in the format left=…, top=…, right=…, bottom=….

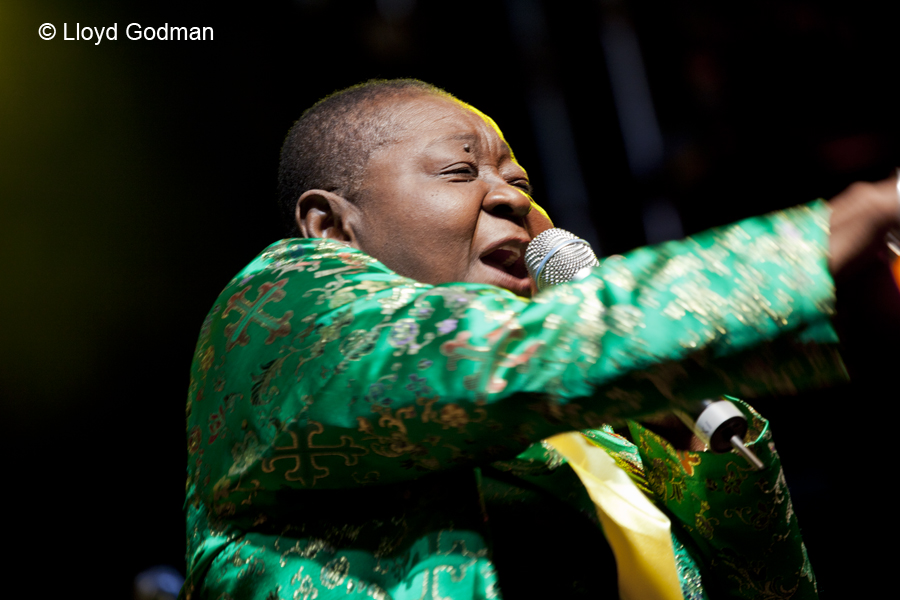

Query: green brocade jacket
left=181, top=203, right=844, bottom=600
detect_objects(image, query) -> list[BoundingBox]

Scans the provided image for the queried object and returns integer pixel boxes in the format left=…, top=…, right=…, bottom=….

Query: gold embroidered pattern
left=185, top=205, right=837, bottom=600
left=261, top=423, right=369, bottom=487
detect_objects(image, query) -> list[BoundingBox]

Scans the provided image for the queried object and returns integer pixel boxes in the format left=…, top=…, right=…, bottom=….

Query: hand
left=828, top=175, right=899, bottom=278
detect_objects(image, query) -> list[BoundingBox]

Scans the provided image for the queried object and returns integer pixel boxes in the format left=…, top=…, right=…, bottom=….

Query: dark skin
left=296, top=90, right=900, bottom=450
left=297, top=94, right=552, bottom=297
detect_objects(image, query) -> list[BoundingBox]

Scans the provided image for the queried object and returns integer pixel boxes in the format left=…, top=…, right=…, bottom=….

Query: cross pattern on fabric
left=262, top=422, right=370, bottom=487
left=224, top=279, right=294, bottom=351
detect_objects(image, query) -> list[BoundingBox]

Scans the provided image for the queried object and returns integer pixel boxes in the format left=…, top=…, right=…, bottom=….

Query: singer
left=180, top=79, right=898, bottom=600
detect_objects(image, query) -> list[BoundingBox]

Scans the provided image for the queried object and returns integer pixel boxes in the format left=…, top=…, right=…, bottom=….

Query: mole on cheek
left=463, top=144, right=471, bottom=153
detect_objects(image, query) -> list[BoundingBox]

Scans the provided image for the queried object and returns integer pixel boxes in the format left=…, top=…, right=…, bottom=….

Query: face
left=347, top=94, right=552, bottom=297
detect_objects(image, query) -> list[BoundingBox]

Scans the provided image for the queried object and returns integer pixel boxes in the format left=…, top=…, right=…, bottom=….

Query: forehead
left=377, top=94, right=514, bottom=157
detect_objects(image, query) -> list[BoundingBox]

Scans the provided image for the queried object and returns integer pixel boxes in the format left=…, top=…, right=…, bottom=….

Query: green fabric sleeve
left=186, top=202, right=845, bottom=520
left=629, top=400, right=818, bottom=600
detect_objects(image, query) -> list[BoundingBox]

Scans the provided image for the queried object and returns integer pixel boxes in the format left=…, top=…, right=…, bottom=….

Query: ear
left=295, top=189, right=359, bottom=246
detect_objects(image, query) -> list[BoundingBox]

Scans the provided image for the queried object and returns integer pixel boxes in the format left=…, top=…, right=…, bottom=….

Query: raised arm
left=186, top=201, right=848, bottom=519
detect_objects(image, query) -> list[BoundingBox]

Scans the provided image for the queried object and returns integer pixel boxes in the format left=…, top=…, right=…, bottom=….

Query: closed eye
left=510, top=179, right=533, bottom=195
left=443, top=164, right=477, bottom=180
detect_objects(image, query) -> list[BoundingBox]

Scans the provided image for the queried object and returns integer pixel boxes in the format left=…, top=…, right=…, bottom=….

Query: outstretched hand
left=828, top=175, right=899, bottom=278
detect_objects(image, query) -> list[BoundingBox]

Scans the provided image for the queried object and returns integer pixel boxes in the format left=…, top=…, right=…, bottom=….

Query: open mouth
left=481, top=245, right=529, bottom=280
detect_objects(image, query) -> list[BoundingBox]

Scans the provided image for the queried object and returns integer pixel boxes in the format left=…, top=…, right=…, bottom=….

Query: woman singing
left=180, top=79, right=899, bottom=600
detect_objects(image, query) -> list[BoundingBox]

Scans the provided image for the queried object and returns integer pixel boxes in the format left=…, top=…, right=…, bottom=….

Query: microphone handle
left=674, top=400, right=763, bottom=470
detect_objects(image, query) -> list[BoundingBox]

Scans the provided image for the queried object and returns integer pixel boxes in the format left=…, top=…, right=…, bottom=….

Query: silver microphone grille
left=525, top=228, right=600, bottom=291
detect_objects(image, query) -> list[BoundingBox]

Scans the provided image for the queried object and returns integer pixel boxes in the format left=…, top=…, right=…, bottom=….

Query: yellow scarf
left=546, top=432, right=684, bottom=600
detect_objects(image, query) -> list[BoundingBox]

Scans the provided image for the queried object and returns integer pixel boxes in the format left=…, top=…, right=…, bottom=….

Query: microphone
left=524, top=228, right=600, bottom=292
left=525, top=227, right=763, bottom=469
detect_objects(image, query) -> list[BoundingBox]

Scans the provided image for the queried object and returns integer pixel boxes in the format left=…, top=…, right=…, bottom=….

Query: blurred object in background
left=134, top=565, right=183, bottom=600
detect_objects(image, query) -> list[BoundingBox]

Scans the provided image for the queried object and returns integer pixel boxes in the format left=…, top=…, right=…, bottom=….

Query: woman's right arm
left=186, top=199, right=853, bottom=518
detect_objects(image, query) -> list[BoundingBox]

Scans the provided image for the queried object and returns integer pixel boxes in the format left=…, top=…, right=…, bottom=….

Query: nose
left=482, top=178, right=532, bottom=220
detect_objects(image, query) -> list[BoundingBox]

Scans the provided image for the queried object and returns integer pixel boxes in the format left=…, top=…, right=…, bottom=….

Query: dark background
left=3, top=0, right=897, bottom=596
